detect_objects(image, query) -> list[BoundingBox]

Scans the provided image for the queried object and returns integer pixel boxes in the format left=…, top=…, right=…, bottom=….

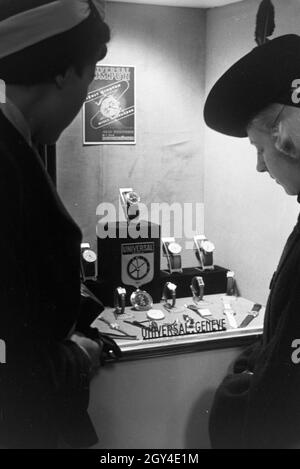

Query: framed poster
left=83, top=65, right=136, bottom=145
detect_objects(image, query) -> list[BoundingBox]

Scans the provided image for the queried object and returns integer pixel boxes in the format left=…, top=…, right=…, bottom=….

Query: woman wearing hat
left=0, top=0, right=110, bottom=448
left=204, top=34, right=300, bottom=449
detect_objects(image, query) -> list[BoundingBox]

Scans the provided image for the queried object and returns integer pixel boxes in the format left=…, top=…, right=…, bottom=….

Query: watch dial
left=100, top=96, right=121, bottom=119
left=131, top=291, right=153, bottom=311
left=82, top=249, right=97, bottom=263
left=126, top=191, right=140, bottom=205
left=202, top=241, right=215, bottom=253
left=168, top=242, right=182, bottom=255
left=166, top=282, right=177, bottom=292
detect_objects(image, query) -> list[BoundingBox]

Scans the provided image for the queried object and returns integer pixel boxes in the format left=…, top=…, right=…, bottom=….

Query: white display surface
left=92, top=294, right=264, bottom=358
left=89, top=293, right=264, bottom=449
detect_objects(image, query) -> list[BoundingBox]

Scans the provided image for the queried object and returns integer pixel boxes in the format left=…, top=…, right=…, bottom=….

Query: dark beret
left=204, top=34, right=300, bottom=138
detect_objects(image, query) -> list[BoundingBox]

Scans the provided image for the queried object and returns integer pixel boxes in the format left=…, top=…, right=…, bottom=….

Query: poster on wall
left=83, top=64, right=136, bottom=145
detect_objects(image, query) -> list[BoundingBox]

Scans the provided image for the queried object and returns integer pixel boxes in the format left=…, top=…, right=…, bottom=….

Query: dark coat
left=0, top=111, right=98, bottom=448
left=209, top=210, right=300, bottom=449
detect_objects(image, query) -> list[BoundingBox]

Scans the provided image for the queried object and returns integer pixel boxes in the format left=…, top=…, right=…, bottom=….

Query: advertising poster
left=83, top=65, right=136, bottom=145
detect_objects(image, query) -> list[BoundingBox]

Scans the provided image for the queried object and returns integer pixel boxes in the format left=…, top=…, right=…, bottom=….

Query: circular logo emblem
left=127, top=256, right=150, bottom=281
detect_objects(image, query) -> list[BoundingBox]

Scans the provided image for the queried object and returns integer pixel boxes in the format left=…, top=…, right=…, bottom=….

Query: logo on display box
left=121, top=242, right=154, bottom=287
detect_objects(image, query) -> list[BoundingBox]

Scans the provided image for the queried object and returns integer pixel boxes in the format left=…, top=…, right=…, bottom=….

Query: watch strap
left=224, top=310, right=238, bottom=329
left=239, top=303, right=262, bottom=328
left=191, top=276, right=205, bottom=303
left=239, top=314, right=255, bottom=328
left=162, top=282, right=177, bottom=309
left=168, top=254, right=182, bottom=272
left=114, top=287, right=126, bottom=315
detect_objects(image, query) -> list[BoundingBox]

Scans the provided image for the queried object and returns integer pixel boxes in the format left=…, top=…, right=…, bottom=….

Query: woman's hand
left=70, top=332, right=103, bottom=373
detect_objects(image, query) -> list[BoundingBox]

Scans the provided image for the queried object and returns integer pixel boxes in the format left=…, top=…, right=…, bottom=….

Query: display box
left=97, top=221, right=161, bottom=306
left=159, top=266, right=229, bottom=299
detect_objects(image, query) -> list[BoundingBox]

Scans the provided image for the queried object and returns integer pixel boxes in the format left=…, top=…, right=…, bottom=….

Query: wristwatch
left=80, top=243, right=97, bottom=280
left=114, top=287, right=127, bottom=315
left=162, top=238, right=183, bottom=274
left=126, top=191, right=140, bottom=221
left=222, top=298, right=238, bottom=329
left=162, top=282, right=177, bottom=310
left=239, top=303, right=262, bottom=328
left=190, top=276, right=205, bottom=304
left=130, top=288, right=153, bottom=311
left=119, top=188, right=140, bottom=222
left=226, top=271, right=236, bottom=296
left=194, top=235, right=215, bottom=271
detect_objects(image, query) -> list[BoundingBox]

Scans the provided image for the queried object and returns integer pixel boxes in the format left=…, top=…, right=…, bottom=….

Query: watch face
left=192, top=277, right=204, bottom=296
left=100, top=96, right=121, bottom=119
left=126, top=191, right=141, bottom=205
left=130, top=290, right=153, bottom=311
left=202, top=241, right=215, bottom=253
left=127, top=255, right=150, bottom=281
left=196, top=277, right=205, bottom=287
left=82, top=249, right=97, bottom=263
left=168, top=242, right=182, bottom=255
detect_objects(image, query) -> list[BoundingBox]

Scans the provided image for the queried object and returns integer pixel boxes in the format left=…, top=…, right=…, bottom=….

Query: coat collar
left=271, top=207, right=300, bottom=289
left=0, top=97, right=32, bottom=147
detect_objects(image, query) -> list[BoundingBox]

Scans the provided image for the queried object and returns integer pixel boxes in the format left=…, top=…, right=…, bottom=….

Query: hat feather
left=255, top=0, right=275, bottom=46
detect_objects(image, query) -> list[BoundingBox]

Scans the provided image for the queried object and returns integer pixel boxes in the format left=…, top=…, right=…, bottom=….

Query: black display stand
left=159, top=266, right=228, bottom=299
left=96, top=221, right=229, bottom=307
left=97, top=221, right=161, bottom=306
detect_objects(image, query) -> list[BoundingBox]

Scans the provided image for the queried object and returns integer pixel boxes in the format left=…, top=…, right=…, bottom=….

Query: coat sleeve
left=243, top=278, right=300, bottom=449
left=209, top=275, right=300, bottom=449
left=0, top=149, right=97, bottom=448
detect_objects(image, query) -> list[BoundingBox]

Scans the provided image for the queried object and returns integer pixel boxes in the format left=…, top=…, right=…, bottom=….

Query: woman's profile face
left=247, top=126, right=300, bottom=195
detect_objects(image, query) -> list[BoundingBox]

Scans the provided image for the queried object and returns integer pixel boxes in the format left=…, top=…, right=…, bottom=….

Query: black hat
left=204, top=34, right=300, bottom=138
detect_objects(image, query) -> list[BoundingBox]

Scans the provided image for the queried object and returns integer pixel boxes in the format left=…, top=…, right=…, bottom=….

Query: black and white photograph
left=0, top=0, right=300, bottom=453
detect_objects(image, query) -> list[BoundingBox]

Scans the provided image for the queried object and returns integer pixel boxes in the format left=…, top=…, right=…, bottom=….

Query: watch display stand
left=161, top=237, right=183, bottom=274
left=97, top=221, right=161, bottom=306
left=194, top=235, right=215, bottom=271
left=159, top=266, right=229, bottom=299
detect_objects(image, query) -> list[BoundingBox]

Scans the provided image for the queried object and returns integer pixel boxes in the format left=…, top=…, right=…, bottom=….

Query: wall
left=205, top=0, right=300, bottom=305
left=55, top=0, right=300, bottom=449
left=57, top=2, right=206, bottom=268
left=89, top=346, right=245, bottom=449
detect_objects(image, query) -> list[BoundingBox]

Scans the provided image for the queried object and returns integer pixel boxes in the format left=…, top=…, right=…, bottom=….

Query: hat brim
left=204, top=34, right=300, bottom=138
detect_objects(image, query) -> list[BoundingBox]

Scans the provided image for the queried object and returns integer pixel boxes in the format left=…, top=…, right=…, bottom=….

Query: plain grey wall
left=53, top=0, right=300, bottom=450
left=57, top=2, right=206, bottom=269
left=205, top=0, right=300, bottom=305
left=89, top=346, right=244, bottom=449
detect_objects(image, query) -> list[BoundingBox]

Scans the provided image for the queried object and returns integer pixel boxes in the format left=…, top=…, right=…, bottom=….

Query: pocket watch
left=130, top=288, right=153, bottom=311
